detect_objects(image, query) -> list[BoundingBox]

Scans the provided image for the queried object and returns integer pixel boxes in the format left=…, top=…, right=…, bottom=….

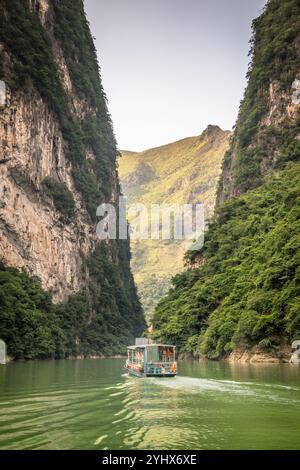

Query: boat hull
left=126, top=367, right=177, bottom=378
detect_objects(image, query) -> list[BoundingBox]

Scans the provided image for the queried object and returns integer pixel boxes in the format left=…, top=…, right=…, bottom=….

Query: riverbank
left=179, top=344, right=293, bottom=364
left=4, top=345, right=293, bottom=364
left=227, top=346, right=292, bottom=364
left=2, top=355, right=127, bottom=364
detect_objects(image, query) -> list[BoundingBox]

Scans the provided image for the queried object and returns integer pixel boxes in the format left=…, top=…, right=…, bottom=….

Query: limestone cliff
left=0, top=0, right=145, bottom=358
left=0, top=82, right=97, bottom=301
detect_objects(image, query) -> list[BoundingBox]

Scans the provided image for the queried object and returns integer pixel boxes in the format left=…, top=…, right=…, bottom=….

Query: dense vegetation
left=43, top=177, right=75, bottom=219
left=0, top=241, right=144, bottom=359
left=153, top=0, right=300, bottom=358
left=0, top=263, right=60, bottom=359
left=153, top=163, right=300, bottom=357
left=53, top=0, right=118, bottom=215
left=0, top=0, right=145, bottom=358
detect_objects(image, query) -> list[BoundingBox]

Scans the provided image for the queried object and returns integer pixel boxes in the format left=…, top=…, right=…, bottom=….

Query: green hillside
left=153, top=163, right=300, bottom=357
left=119, top=126, right=231, bottom=319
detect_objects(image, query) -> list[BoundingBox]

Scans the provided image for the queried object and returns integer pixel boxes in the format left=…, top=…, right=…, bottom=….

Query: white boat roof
left=127, top=344, right=176, bottom=350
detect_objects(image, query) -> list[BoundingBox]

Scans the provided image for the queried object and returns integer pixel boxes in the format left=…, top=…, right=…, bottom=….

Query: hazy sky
left=84, top=0, right=266, bottom=151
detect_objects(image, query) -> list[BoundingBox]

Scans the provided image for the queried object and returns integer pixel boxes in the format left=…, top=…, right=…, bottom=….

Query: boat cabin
left=125, top=339, right=177, bottom=377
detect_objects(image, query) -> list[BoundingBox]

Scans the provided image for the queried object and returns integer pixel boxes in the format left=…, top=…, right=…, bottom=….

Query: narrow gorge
left=119, top=125, right=231, bottom=319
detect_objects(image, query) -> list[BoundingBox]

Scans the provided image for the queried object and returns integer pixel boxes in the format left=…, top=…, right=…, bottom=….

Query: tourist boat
left=125, top=338, right=177, bottom=377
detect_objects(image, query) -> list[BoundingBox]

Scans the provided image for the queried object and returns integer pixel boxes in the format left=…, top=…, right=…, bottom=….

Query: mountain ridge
left=120, top=124, right=228, bottom=156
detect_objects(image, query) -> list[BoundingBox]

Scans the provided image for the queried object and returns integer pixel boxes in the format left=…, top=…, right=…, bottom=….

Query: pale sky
left=85, top=0, right=267, bottom=151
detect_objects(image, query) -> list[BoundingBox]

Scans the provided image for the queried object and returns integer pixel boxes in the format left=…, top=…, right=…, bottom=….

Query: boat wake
left=149, top=376, right=255, bottom=395
left=146, top=375, right=300, bottom=399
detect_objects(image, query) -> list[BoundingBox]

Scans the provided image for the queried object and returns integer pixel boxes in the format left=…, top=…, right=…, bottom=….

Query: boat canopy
left=127, top=344, right=176, bottom=365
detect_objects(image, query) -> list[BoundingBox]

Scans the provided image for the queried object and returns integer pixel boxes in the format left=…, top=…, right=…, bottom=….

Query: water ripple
left=0, top=359, right=300, bottom=450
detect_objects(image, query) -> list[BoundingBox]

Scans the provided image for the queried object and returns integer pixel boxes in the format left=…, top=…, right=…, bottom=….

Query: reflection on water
left=0, top=359, right=299, bottom=450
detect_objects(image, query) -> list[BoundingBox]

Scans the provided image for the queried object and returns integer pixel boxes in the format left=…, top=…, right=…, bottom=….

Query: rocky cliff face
left=217, top=0, right=300, bottom=205
left=0, top=0, right=145, bottom=358
left=0, top=0, right=104, bottom=301
left=0, top=83, right=96, bottom=301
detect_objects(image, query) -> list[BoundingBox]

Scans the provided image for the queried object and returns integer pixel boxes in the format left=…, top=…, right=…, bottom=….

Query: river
left=0, top=359, right=299, bottom=450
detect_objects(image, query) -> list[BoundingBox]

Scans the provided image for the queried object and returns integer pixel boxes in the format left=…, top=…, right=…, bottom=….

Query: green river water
left=0, top=359, right=299, bottom=450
